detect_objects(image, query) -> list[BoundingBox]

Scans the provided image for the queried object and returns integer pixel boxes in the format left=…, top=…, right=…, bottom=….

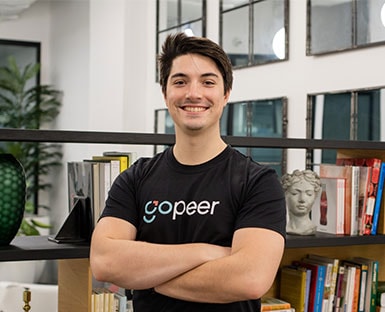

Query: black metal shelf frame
left=1, top=128, right=385, bottom=150
left=1, top=127, right=385, bottom=260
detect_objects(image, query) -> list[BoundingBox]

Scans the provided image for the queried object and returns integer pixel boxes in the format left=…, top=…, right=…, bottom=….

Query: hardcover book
left=350, top=257, right=379, bottom=312
left=336, top=149, right=385, bottom=235
left=279, top=265, right=308, bottom=312
left=261, top=297, right=291, bottom=311
left=307, top=254, right=340, bottom=312
left=293, top=259, right=326, bottom=312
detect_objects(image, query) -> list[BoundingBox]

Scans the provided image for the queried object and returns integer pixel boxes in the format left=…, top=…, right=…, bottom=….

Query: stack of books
left=313, top=154, right=385, bottom=236
left=67, top=151, right=136, bottom=227
left=278, top=254, right=379, bottom=312
left=261, top=297, right=294, bottom=311
left=92, top=286, right=131, bottom=312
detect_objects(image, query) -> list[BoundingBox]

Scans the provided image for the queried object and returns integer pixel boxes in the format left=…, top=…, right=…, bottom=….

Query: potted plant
left=0, top=56, right=62, bottom=236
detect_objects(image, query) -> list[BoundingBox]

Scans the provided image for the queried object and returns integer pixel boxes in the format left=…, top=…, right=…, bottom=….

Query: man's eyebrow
left=170, top=72, right=220, bottom=79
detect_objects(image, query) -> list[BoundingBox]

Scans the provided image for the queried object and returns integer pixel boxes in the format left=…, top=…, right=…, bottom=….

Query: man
left=90, top=32, right=286, bottom=311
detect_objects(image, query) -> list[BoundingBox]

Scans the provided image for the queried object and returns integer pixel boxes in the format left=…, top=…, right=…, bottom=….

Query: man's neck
left=173, top=131, right=227, bottom=165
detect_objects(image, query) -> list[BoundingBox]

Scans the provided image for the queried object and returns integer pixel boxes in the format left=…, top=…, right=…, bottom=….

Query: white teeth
left=184, top=106, right=206, bottom=112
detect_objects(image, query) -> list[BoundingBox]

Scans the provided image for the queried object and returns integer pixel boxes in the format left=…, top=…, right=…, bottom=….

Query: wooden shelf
left=0, top=236, right=89, bottom=261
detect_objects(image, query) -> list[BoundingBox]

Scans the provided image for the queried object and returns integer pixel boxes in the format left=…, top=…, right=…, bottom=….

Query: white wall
left=1, top=0, right=385, bottom=229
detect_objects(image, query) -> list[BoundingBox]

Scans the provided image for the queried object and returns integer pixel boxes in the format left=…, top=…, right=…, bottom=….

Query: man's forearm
left=154, top=229, right=284, bottom=303
left=91, top=235, right=230, bottom=290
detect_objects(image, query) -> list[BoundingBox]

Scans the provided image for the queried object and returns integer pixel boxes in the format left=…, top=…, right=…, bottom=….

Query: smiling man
left=90, top=33, right=286, bottom=312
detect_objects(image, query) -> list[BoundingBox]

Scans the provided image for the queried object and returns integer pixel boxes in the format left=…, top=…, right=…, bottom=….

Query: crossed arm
left=90, top=216, right=285, bottom=303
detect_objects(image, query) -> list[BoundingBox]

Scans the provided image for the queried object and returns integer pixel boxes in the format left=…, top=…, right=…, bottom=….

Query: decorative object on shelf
left=282, top=169, right=321, bottom=236
left=0, top=153, right=26, bottom=245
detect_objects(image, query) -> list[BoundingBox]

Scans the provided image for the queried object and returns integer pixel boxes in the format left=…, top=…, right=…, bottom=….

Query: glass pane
left=311, top=93, right=351, bottom=164
left=253, top=0, right=286, bottom=63
left=221, top=0, right=249, bottom=10
left=249, top=99, right=284, bottom=175
left=356, top=0, right=385, bottom=45
left=231, top=102, right=248, bottom=136
left=155, top=109, right=174, bottom=134
left=0, top=41, right=39, bottom=88
left=309, top=0, right=353, bottom=54
left=181, top=0, right=202, bottom=24
left=357, top=89, right=381, bottom=141
left=154, top=109, right=174, bottom=154
left=158, top=0, right=178, bottom=30
left=222, top=6, right=249, bottom=67
left=181, top=20, right=202, bottom=37
left=220, top=105, right=229, bottom=135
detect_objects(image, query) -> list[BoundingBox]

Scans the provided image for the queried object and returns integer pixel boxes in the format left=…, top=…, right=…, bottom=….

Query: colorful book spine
left=371, top=162, right=385, bottom=235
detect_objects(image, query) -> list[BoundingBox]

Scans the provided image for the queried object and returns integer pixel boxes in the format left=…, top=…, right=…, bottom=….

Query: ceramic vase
left=0, top=154, right=26, bottom=246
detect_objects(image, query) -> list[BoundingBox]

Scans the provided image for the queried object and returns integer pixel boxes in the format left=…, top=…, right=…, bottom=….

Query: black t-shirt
left=101, top=145, right=286, bottom=311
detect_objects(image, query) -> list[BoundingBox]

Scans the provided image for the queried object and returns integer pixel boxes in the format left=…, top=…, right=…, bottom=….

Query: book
left=83, top=160, right=102, bottom=226
left=319, top=164, right=354, bottom=235
left=334, top=264, right=346, bottom=311
left=102, top=151, right=136, bottom=170
left=92, top=155, right=129, bottom=173
left=307, top=254, right=339, bottom=312
left=279, top=265, right=308, bottom=312
left=293, top=259, right=326, bottom=312
left=312, top=177, right=345, bottom=234
left=357, top=166, right=371, bottom=235
left=351, top=166, right=361, bottom=236
left=377, top=281, right=385, bottom=307
left=261, top=297, right=291, bottom=311
left=345, top=259, right=369, bottom=312
left=302, top=256, right=333, bottom=312
left=350, top=257, right=379, bottom=312
left=342, top=264, right=357, bottom=312
left=336, top=150, right=384, bottom=235
left=371, top=162, right=385, bottom=235
left=342, top=260, right=364, bottom=312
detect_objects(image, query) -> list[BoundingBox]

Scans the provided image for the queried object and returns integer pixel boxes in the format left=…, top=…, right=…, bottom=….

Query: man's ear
left=224, top=90, right=231, bottom=106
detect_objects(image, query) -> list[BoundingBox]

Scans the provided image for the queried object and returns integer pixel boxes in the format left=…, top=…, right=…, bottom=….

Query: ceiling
left=0, top=0, right=36, bottom=21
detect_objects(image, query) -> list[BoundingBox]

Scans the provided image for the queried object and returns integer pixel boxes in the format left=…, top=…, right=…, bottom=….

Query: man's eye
left=203, top=80, right=215, bottom=85
left=173, top=80, right=185, bottom=86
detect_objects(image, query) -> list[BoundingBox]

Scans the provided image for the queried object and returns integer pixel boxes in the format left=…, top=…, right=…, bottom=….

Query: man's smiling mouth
left=182, top=106, right=207, bottom=112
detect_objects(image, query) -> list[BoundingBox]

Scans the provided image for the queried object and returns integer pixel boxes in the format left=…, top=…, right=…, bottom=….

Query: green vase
left=0, top=154, right=26, bottom=246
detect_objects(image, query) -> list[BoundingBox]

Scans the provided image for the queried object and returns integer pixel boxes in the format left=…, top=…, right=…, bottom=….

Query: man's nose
left=186, top=82, right=202, bottom=100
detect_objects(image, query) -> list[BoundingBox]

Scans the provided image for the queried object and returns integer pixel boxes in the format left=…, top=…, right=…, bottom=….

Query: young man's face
left=164, top=53, right=230, bottom=135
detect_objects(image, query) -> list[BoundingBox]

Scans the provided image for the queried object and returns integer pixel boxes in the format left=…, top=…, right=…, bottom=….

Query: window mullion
left=351, top=92, right=358, bottom=140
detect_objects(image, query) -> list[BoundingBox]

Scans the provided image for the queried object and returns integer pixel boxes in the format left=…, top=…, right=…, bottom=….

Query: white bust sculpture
left=281, top=169, right=321, bottom=236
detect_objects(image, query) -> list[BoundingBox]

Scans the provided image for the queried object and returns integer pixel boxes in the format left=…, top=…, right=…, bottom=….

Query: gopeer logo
left=143, top=199, right=220, bottom=224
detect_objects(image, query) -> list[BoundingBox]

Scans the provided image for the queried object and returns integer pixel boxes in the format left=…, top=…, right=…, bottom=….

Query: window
left=307, top=87, right=385, bottom=166
left=220, top=0, right=288, bottom=68
left=307, top=0, right=385, bottom=55
left=155, top=97, right=288, bottom=175
left=221, top=98, right=287, bottom=175
left=157, top=0, right=206, bottom=58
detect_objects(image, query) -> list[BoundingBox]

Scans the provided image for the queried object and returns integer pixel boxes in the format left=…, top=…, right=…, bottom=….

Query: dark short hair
left=158, top=32, right=233, bottom=95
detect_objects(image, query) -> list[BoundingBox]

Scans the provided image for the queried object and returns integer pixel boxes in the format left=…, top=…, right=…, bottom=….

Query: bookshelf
left=2, top=128, right=385, bottom=310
